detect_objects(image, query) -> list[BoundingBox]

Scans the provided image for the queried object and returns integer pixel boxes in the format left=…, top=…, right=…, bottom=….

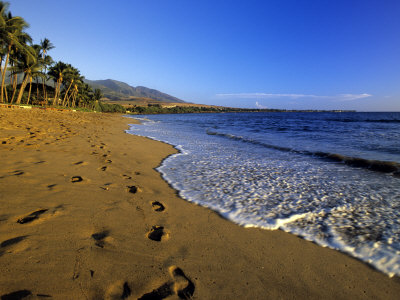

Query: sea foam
left=126, top=112, right=400, bottom=277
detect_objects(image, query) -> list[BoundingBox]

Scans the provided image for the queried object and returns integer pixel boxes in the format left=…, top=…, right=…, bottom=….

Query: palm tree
left=39, top=38, right=54, bottom=103
left=10, top=45, right=42, bottom=104
left=0, top=3, right=32, bottom=103
left=0, top=41, right=7, bottom=81
left=79, top=83, right=95, bottom=108
left=71, top=83, right=79, bottom=107
left=41, top=54, right=53, bottom=103
left=9, top=48, right=24, bottom=104
left=0, top=1, right=9, bottom=75
left=61, top=65, right=81, bottom=106
left=39, top=38, right=54, bottom=59
left=47, top=61, right=71, bottom=106
left=7, top=30, right=32, bottom=103
left=32, top=44, right=41, bottom=101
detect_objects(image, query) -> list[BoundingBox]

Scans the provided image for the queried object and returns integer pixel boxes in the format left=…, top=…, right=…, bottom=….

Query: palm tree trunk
left=62, top=80, right=73, bottom=106
left=0, top=45, right=12, bottom=103
left=16, top=75, right=29, bottom=104
left=67, top=85, right=77, bottom=107
left=26, top=76, right=33, bottom=105
left=10, top=74, right=18, bottom=104
left=72, top=91, right=77, bottom=107
left=68, top=90, right=73, bottom=107
left=54, top=79, right=62, bottom=106
left=53, top=80, right=58, bottom=105
left=36, top=78, right=39, bottom=101
left=53, top=80, right=57, bottom=105
left=66, top=90, right=73, bottom=106
left=57, top=81, right=62, bottom=105
left=0, top=57, right=3, bottom=79
left=42, top=71, right=47, bottom=104
left=4, top=84, right=8, bottom=102
left=44, top=83, right=47, bottom=103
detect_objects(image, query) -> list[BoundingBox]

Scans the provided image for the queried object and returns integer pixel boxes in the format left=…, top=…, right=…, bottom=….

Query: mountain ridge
left=84, top=79, right=186, bottom=103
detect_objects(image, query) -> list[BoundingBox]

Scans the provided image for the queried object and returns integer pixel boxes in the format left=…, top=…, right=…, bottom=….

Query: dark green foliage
left=94, top=101, right=126, bottom=113
left=94, top=88, right=102, bottom=101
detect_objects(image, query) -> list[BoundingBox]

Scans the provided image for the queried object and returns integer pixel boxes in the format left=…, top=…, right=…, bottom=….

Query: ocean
left=126, top=112, right=400, bottom=277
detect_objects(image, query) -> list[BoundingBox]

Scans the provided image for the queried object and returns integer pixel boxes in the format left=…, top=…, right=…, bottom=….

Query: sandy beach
left=1, top=107, right=399, bottom=299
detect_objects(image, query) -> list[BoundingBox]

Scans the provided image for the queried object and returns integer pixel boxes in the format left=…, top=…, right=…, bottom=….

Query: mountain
left=84, top=79, right=186, bottom=103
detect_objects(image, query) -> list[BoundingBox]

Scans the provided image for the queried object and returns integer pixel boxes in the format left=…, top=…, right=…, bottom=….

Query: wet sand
left=0, top=107, right=399, bottom=299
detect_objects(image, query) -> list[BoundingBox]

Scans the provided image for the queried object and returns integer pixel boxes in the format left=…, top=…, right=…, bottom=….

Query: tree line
left=127, top=104, right=290, bottom=114
left=0, top=1, right=125, bottom=112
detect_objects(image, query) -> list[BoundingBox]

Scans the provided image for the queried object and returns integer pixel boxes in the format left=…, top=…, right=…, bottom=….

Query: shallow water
left=127, top=112, right=400, bottom=277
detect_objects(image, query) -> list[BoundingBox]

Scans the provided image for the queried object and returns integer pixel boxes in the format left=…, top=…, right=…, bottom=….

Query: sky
left=9, top=0, right=400, bottom=111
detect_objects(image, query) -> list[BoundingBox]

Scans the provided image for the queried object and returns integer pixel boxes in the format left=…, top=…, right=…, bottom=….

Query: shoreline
left=1, top=107, right=399, bottom=299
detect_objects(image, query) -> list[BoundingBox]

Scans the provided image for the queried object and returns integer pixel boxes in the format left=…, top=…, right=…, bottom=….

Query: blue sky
left=9, top=0, right=400, bottom=111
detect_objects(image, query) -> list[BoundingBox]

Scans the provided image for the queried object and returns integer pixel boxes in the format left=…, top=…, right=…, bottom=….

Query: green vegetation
left=94, top=101, right=126, bottom=113
left=127, top=104, right=354, bottom=115
left=0, top=1, right=125, bottom=113
left=128, top=105, right=287, bottom=114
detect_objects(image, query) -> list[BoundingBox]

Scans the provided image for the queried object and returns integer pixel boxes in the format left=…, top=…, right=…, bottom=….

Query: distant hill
left=84, top=79, right=186, bottom=103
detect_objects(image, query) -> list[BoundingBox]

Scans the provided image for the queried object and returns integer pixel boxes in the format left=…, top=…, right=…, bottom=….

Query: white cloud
left=336, top=93, right=372, bottom=101
left=216, top=93, right=372, bottom=101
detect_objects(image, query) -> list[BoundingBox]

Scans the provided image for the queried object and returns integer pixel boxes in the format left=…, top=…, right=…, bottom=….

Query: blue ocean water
left=126, top=112, right=400, bottom=277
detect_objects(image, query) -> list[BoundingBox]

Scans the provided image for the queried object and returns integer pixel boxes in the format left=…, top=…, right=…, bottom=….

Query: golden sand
left=0, top=107, right=399, bottom=299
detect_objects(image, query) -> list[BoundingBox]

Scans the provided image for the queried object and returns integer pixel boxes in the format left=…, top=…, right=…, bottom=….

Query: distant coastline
left=126, top=104, right=356, bottom=115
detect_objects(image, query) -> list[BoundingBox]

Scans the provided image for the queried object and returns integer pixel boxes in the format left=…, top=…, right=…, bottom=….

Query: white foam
left=125, top=114, right=400, bottom=277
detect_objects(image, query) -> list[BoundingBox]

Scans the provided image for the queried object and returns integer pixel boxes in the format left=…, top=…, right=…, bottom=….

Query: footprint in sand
left=147, top=226, right=168, bottom=242
left=1, top=290, right=32, bottom=300
left=139, top=266, right=195, bottom=300
left=71, top=176, right=83, bottom=183
left=104, top=281, right=131, bottom=300
left=12, top=170, right=24, bottom=176
left=152, top=201, right=165, bottom=212
left=0, top=214, right=8, bottom=222
left=0, top=236, right=28, bottom=257
left=121, top=174, right=132, bottom=180
left=47, top=184, right=57, bottom=190
left=0, top=290, right=51, bottom=299
left=100, top=182, right=112, bottom=191
left=100, top=166, right=107, bottom=171
left=17, top=209, right=48, bottom=224
left=1, top=236, right=27, bottom=248
left=91, top=230, right=109, bottom=248
left=127, top=185, right=141, bottom=194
